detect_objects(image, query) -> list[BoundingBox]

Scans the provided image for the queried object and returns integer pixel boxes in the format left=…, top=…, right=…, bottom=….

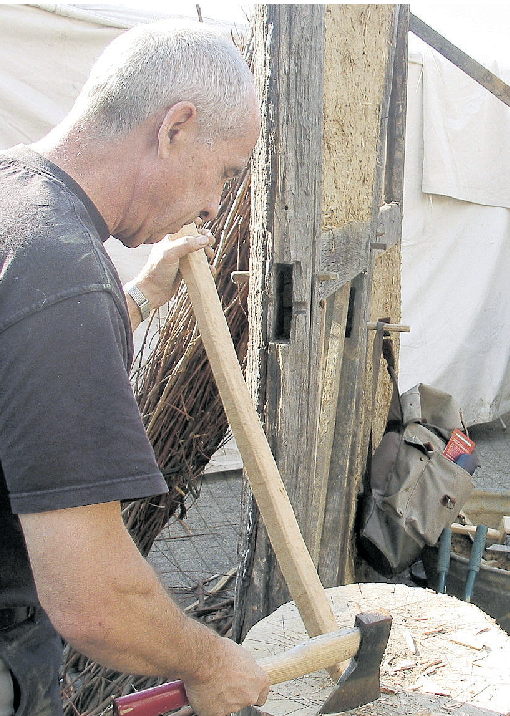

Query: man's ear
left=157, top=101, right=197, bottom=159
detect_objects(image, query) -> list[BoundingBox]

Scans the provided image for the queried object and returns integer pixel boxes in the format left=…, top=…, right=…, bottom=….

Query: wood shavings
left=243, top=583, right=510, bottom=716
left=421, top=660, right=445, bottom=677
left=412, top=675, right=451, bottom=697
left=387, top=659, right=417, bottom=675
left=448, top=630, right=487, bottom=650
left=403, top=627, right=418, bottom=654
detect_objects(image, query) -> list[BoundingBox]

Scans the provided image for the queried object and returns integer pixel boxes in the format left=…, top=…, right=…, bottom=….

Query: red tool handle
left=113, top=680, right=187, bottom=716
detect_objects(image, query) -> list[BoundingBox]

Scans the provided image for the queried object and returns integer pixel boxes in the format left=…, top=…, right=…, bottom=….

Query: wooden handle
left=113, top=628, right=360, bottom=716
left=367, top=322, right=410, bottom=332
left=451, top=523, right=501, bottom=541
left=259, top=626, right=360, bottom=684
left=179, top=250, right=340, bottom=662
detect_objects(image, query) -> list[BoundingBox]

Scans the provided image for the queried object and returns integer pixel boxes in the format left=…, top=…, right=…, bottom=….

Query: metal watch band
left=125, top=284, right=152, bottom=321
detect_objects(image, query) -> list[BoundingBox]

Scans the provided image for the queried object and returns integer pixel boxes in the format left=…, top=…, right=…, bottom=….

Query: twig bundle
left=126, top=166, right=251, bottom=556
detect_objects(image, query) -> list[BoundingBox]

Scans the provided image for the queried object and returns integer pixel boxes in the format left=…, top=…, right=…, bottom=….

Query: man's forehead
left=225, top=119, right=259, bottom=161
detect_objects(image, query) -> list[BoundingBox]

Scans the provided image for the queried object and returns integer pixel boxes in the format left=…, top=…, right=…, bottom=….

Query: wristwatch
left=125, top=284, right=152, bottom=321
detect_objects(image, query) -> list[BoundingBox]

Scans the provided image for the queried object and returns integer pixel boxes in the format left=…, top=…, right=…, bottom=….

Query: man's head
left=68, top=19, right=257, bottom=144
left=41, top=19, right=260, bottom=247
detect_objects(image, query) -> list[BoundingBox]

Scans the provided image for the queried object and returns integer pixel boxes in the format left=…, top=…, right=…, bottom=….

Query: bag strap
left=361, top=320, right=399, bottom=498
left=371, top=320, right=403, bottom=426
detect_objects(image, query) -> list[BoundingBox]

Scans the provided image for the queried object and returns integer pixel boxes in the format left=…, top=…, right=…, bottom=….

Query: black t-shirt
left=0, top=146, right=167, bottom=608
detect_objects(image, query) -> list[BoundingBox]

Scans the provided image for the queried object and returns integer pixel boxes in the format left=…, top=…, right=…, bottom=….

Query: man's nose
left=198, top=197, right=221, bottom=224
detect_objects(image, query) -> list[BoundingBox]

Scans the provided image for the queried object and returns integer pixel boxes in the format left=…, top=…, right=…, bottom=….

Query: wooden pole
left=180, top=249, right=343, bottom=679
left=410, top=13, right=510, bottom=108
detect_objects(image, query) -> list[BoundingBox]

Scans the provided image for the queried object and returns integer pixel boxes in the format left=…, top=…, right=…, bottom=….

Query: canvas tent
left=403, top=35, right=510, bottom=424
left=1, top=4, right=510, bottom=425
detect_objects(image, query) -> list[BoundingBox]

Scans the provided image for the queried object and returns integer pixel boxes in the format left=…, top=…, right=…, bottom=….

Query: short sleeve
left=0, top=290, right=167, bottom=513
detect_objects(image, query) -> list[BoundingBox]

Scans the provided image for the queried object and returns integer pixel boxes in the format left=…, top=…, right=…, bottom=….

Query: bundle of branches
left=60, top=165, right=252, bottom=716
left=126, top=164, right=251, bottom=556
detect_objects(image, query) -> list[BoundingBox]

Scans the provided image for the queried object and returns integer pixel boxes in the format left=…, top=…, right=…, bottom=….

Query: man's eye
left=224, top=168, right=242, bottom=181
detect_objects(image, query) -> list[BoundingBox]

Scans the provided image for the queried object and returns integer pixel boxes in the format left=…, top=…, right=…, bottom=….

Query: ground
left=469, top=411, right=510, bottom=493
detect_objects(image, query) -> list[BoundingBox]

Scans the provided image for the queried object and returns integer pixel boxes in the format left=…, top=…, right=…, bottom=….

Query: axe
left=113, top=610, right=391, bottom=716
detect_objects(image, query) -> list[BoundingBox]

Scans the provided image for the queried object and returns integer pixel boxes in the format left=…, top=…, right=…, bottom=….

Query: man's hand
left=124, top=225, right=215, bottom=330
left=184, top=636, right=269, bottom=716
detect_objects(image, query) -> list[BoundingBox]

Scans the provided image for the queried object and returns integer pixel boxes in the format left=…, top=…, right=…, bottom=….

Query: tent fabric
left=400, top=43, right=510, bottom=425
left=420, top=39, right=510, bottom=209
left=32, top=4, right=236, bottom=31
left=0, top=5, right=123, bottom=147
left=32, top=3, right=164, bottom=28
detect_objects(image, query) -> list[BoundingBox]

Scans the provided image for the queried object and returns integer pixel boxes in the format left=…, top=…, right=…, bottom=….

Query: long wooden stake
left=410, top=13, right=510, bottom=108
left=179, top=248, right=342, bottom=678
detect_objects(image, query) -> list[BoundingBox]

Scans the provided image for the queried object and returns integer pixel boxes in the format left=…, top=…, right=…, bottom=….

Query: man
left=0, top=19, right=269, bottom=716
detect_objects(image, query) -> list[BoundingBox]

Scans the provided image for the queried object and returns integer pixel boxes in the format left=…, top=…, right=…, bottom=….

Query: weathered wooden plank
left=386, top=7, right=409, bottom=205
left=234, top=3, right=327, bottom=640
left=317, top=203, right=402, bottom=300
left=309, top=285, right=350, bottom=562
left=234, top=4, right=407, bottom=637
left=262, top=1, right=326, bottom=545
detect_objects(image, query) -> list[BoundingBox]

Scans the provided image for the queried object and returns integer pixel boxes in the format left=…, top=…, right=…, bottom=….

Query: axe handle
left=113, top=627, right=360, bottom=716
left=179, top=250, right=340, bottom=646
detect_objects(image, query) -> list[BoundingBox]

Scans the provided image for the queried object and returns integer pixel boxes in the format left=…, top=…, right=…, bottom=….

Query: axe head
left=318, top=611, right=392, bottom=714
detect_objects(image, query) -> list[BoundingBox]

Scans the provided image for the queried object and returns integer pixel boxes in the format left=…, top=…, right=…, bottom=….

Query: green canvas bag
left=358, top=323, right=475, bottom=577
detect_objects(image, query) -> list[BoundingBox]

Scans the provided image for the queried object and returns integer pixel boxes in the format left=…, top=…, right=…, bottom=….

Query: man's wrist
left=124, top=283, right=152, bottom=321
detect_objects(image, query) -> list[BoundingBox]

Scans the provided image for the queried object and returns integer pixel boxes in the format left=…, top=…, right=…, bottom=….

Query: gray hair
left=69, top=20, right=255, bottom=141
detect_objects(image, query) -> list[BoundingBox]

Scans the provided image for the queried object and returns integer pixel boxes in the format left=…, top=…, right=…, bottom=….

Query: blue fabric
left=0, top=608, right=63, bottom=716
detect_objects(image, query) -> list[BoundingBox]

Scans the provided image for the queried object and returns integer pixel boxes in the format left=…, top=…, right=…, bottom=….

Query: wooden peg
left=367, top=322, right=410, bottom=333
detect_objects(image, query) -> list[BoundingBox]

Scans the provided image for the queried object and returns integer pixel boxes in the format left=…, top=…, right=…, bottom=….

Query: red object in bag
left=443, top=428, right=475, bottom=463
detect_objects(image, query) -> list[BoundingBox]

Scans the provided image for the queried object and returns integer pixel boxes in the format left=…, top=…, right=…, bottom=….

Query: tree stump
left=242, top=583, right=510, bottom=715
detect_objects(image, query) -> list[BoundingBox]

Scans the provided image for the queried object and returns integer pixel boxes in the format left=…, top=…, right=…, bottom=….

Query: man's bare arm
left=19, top=502, right=268, bottom=716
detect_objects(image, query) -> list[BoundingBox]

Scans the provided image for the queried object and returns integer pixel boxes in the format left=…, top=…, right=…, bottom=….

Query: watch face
left=140, top=298, right=151, bottom=320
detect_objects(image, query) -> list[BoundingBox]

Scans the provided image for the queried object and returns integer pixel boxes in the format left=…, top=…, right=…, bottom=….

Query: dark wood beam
left=410, top=13, right=510, bottom=108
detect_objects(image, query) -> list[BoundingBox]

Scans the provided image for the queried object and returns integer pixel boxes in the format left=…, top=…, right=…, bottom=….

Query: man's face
left=116, top=109, right=260, bottom=248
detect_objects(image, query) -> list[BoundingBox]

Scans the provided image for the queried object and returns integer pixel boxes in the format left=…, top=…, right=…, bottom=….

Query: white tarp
left=2, top=5, right=510, bottom=425
left=400, top=38, right=510, bottom=425
left=0, top=5, right=122, bottom=147
left=421, top=45, right=510, bottom=209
